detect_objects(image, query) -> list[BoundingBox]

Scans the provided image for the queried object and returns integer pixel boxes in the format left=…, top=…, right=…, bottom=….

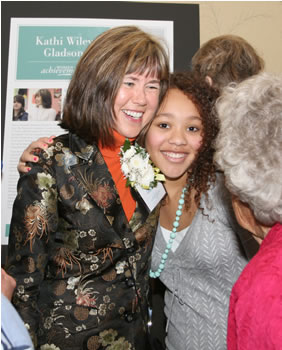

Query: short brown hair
left=191, top=35, right=264, bottom=91
left=35, top=89, right=52, bottom=108
left=61, top=26, right=170, bottom=147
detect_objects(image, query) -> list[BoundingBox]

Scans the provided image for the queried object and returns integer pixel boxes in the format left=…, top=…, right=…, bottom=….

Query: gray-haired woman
left=214, top=72, right=282, bottom=350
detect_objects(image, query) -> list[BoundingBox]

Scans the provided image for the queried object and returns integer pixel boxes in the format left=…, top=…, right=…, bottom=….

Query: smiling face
left=145, top=88, right=203, bottom=181
left=113, top=71, right=161, bottom=139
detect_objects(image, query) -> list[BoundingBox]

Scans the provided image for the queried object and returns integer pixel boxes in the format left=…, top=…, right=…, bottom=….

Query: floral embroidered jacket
left=6, top=133, right=160, bottom=350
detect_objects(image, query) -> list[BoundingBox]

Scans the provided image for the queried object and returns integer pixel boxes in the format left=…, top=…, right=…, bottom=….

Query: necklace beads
left=149, top=185, right=187, bottom=278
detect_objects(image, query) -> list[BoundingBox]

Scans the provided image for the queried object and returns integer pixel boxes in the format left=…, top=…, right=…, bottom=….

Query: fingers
left=26, top=136, right=55, bottom=155
left=17, top=135, right=55, bottom=173
left=17, top=159, right=31, bottom=173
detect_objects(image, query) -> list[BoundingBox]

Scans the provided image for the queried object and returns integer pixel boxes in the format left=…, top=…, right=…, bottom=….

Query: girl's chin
left=162, top=172, right=188, bottom=182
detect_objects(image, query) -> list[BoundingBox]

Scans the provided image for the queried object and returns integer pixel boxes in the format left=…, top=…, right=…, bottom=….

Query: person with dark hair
left=191, top=34, right=265, bottom=92
left=6, top=26, right=169, bottom=350
left=214, top=72, right=282, bottom=349
left=28, top=89, right=57, bottom=121
left=13, top=94, right=28, bottom=121
left=139, top=72, right=257, bottom=350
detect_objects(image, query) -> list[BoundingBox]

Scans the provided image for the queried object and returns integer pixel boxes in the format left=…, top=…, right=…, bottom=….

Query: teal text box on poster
left=5, top=224, right=10, bottom=237
left=17, top=26, right=109, bottom=80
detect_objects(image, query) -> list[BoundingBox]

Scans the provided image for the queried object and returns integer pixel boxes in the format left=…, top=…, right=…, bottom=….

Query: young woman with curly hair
left=139, top=72, right=258, bottom=350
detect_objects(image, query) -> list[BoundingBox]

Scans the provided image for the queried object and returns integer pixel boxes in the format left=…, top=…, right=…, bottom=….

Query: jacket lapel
left=67, top=133, right=154, bottom=242
left=129, top=187, right=150, bottom=230
left=68, top=134, right=122, bottom=218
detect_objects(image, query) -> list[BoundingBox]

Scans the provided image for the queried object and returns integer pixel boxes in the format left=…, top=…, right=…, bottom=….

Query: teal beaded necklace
left=149, top=185, right=188, bottom=278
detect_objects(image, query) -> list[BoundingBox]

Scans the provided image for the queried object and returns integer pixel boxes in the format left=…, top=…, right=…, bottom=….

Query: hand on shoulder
left=18, top=136, right=55, bottom=173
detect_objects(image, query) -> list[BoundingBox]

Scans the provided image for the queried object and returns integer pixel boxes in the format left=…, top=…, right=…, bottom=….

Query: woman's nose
left=168, top=128, right=187, bottom=146
left=132, top=86, right=146, bottom=105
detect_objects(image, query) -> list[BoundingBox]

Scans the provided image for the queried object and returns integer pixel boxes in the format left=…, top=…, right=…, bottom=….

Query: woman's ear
left=231, top=196, right=269, bottom=241
left=205, top=76, right=213, bottom=86
left=231, top=196, right=259, bottom=235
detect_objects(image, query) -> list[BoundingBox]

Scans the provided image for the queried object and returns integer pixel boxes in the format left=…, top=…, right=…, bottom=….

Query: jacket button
left=125, top=278, right=135, bottom=287
left=124, top=312, right=134, bottom=322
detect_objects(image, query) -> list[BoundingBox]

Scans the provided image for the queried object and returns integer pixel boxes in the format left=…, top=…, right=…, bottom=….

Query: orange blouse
left=99, top=131, right=136, bottom=222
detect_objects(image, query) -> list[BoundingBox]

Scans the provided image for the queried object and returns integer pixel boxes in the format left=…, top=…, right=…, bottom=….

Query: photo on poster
left=12, top=88, right=62, bottom=122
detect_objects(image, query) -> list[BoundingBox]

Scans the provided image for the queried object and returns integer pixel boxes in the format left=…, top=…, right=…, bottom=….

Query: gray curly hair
left=214, top=72, right=282, bottom=226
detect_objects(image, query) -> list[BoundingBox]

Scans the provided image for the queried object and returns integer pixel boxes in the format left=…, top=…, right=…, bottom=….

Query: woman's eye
left=188, top=126, right=199, bottom=132
left=159, top=123, right=169, bottom=129
left=124, top=82, right=134, bottom=87
left=148, top=85, right=160, bottom=90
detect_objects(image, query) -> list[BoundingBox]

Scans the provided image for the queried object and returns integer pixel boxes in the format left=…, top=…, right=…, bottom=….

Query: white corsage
left=120, top=139, right=165, bottom=190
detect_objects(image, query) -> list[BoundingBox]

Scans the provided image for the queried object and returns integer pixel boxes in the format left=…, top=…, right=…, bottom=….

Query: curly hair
left=214, top=72, right=282, bottom=226
left=191, top=35, right=264, bottom=92
left=138, top=71, right=219, bottom=210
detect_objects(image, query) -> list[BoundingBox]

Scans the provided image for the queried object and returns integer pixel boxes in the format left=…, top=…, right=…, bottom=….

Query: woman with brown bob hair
left=6, top=25, right=169, bottom=350
left=61, top=25, right=169, bottom=147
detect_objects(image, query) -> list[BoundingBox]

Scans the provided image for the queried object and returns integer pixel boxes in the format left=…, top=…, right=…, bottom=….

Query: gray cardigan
left=151, top=173, right=258, bottom=350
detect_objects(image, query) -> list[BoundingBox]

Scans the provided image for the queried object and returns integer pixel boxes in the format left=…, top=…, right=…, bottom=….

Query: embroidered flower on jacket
left=107, top=338, right=132, bottom=350
left=55, top=148, right=78, bottom=174
left=40, top=344, right=60, bottom=350
left=120, top=139, right=165, bottom=190
left=76, top=291, right=97, bottom=307
left=24, top=203, right=49, bottom=246
left=115, top=261, right=128, bottom=274
left=99, top=329, right=118, bottom=346
left=36, top=172, right=56, bottom=190
left=67, top=276, right=80, bottom=290
left=75, top=197, right=93, bottom=215
left=90, top=182, right=115, bottom=209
